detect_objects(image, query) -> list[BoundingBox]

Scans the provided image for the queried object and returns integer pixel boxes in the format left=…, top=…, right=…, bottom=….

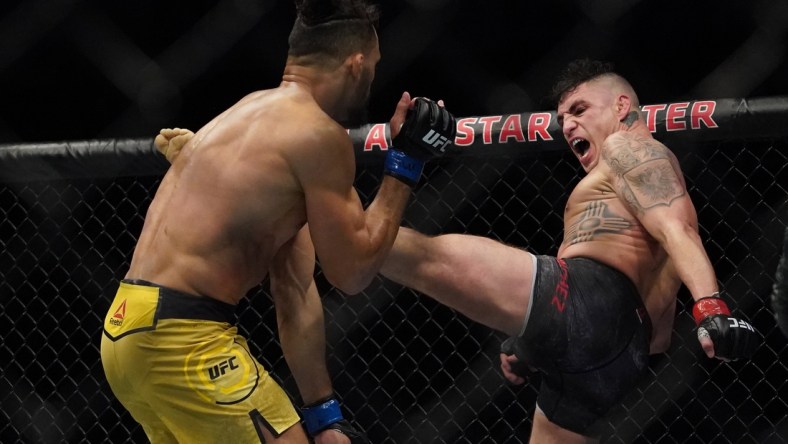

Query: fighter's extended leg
left=381, top=227, right=535, bottom=337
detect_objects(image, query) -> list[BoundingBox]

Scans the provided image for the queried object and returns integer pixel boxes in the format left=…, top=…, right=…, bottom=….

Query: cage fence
left=1, top=99, right=787, bottom=443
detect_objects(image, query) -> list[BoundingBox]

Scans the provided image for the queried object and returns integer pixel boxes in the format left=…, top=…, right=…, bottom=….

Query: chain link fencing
left=2, top=0, right=788, bottom=442
left=1, top=125, right=787, bottom=442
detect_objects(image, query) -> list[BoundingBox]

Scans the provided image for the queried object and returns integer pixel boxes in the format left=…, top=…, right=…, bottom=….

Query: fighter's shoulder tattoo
left=602, top=134, right=685, bottom=213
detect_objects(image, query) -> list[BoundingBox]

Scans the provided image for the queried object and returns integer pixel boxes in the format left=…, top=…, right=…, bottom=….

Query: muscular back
left=558, top=132, right=687, bottom=352
left=127, top=86, right=348, bottom=303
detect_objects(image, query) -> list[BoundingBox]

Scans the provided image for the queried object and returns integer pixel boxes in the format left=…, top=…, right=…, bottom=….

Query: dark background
left=0, top=0, right=786, bottom=144
left=1, top=1, right=788, bottom=443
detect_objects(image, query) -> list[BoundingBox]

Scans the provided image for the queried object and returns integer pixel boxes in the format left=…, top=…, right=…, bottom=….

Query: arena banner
left=1, top=96, right=786, bottom=181
left=349, top=96, right=788, bottom=162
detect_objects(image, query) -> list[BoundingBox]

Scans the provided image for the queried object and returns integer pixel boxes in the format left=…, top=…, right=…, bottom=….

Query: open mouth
left=571, top=138, right=590, bottom=156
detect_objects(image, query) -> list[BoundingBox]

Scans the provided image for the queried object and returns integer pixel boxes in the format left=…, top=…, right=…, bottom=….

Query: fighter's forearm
left=274, top=280, right=333, bottom=404
left=327, top=176, right=412, bottom=294
left=661, top=221, right=719, bottom=300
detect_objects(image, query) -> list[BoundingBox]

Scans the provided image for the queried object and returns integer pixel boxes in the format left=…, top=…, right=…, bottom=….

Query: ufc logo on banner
left=729, top=318, right=756, bottom=332
left=421, top=129, right=451, bottom=152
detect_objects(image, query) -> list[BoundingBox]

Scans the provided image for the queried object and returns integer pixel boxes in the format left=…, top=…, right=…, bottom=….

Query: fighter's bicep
left=289, top=130, right=361, bottom=244
left=619, top=158, right=686, bottom=212
left=604, top=135, right=687, bottom=215
left=297, top=150, right=368, bottom=272
left=305, top=182, right=365, bottom=243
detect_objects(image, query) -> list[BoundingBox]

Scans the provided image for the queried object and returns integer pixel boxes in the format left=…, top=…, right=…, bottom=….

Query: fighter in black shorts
left=379, top=59, right=759, bottom=442
left=504, top=256, right=651, bottom=433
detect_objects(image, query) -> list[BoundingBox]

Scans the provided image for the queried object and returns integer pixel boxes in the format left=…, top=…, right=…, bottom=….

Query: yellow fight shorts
left=100, top=279, right=301, bottom=443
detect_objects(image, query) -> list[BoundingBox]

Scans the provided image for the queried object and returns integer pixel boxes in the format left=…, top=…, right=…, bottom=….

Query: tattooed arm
left=602, top=132, right=719, bottom=300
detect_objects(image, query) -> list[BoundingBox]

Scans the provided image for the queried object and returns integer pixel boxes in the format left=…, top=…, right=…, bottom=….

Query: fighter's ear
left=616, top=94, right=633, bottom=121
left=346, top=52, right=365, bottom=79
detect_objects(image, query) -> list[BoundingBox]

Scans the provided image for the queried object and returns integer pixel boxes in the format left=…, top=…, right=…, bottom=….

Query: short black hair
left=549, top=59, right=617, bottom=106
left=288, top=0, right=380, bottom=67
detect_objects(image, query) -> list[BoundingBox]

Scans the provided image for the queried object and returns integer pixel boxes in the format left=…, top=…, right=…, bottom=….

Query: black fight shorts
left=513, top=256, right=652, bottom=435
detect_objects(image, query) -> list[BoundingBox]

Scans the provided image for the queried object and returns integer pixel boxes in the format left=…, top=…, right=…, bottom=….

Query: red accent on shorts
left=551, top=259, right=570, bottom=313
left=112, top=299, right=127, bottom=320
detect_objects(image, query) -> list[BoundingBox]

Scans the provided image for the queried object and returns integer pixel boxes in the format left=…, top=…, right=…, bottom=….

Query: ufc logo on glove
left=729, top=318, right=756, bottom=331
left=421, top=129, right=451, bottom=152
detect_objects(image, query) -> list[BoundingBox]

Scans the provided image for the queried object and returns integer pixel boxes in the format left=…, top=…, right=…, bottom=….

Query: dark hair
left=549, top=59, right=617, bottom=106
left=288, top=0, right=380, bottom=67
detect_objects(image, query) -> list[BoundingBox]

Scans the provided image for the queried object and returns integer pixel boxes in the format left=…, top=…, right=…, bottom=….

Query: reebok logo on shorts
left=109, top=299, right=127, bottom=326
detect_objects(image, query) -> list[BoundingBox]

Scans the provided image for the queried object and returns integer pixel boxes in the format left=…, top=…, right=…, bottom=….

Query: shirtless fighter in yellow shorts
left=100, top=1, right=456, bottom=442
